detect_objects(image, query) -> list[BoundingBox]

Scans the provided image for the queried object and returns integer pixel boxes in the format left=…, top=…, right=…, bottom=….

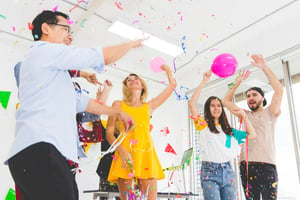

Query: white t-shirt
left=194, top=116, right=247, bottom=163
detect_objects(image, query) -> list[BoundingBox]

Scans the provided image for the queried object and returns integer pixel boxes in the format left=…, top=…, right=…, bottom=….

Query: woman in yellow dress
left=106, top=64, right=176, bottom=200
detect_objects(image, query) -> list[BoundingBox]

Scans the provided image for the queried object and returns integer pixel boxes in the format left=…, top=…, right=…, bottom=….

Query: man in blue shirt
left=6, top=10, right=142, bottom=200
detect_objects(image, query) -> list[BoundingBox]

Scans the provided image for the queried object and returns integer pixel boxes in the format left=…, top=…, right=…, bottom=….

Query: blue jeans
left=201, top=161, right=236, bottom=200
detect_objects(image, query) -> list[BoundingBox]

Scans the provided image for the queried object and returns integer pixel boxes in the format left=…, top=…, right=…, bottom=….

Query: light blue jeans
left=201, top=161, right=236, bottom=200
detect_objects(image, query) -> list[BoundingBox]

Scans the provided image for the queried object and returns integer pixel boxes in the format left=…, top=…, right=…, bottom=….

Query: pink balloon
left=211, top=53, right=238, bottom=78
left=150, top=56, right=166, bottom=73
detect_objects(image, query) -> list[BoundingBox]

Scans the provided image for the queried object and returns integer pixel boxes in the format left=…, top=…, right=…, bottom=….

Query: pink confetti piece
left=132, top=20, right=139, bottom=24
left=160, top=127, right=170, bottom=135
left=166, top=26, right=171, bottom=31
left=115, top=2, right=123, bottom=10
left=130, top=139, right=138, bottom=145
left=69, top=0, right=85, bottom=12
left=165, top=143, right=176, bottom=155
left=67, top=19, right=74, bottom=25
left=12, top=26, right=16, bottom=31
left=52, top=5, right=58, bottom=12
left=28, top=22, right=34, bottom=30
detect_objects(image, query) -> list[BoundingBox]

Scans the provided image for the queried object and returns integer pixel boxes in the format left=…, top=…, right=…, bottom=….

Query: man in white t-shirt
left=222, top=54, right=283, bottom=200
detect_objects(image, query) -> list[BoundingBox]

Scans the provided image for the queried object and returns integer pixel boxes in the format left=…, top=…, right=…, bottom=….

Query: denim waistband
left=202, top=161, right=231, bottom=168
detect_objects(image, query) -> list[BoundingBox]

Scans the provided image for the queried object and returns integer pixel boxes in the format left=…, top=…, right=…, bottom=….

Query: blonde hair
left=122, top=73, right=148, bottom=102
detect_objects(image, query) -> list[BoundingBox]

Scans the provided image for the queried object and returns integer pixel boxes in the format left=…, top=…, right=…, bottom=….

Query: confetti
left=164, top=143, right=176, bottom=155
left=130, top=139, right=138, bottom=145
left=160, top=127, right=170, bottom=135
left=67, top=19, right=74, bottom=25
left=173, top=57, right=177, bottom=72
left=52, top=5, right=58, bottom=12
left=180, top=36, right=187, bottom=54
left=115, top=2, right=123, bottom=10
left=132, top=20, right=139, bottom=24
left=174, top=85, right=189, bottom=100
left=28, top=22, right=34, bottom=30
left=0, top=14, right=6, bottom=19
left=69, top=0, right=86, bottom=12
left=80, top=19, right=87, bottom=27
left=0, top=91, right=11, bottom=110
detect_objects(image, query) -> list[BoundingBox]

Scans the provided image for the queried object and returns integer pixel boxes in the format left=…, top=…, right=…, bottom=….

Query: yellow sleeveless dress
left=107, top=101, right=165, bottom=182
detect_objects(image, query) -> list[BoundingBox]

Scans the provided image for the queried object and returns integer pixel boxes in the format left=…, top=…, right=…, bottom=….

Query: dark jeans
left=8, top=142, right=78, bottom=200
left=240, top=161, right=278, bottom=200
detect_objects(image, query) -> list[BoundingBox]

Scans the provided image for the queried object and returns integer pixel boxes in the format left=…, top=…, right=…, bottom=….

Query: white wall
left=0, top=38, right=29, bottom=199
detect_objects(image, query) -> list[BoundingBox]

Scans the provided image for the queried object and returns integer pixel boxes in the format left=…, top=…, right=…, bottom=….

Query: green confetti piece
left=80, top=19, right=87, bottom=27
left=0, top=14, right=6, bottom=19
left=5, top=188, right=15, bottom=200
left=150, top=186, right=156, bottom=191
left=127, top=158, right=133, bottom=172
left=228, top=82, right=235, bottom=89
left=0, top=91, right=11, bottom=109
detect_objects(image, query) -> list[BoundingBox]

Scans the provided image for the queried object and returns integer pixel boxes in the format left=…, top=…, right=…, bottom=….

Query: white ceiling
left=1, top=0, right=300, bottom=93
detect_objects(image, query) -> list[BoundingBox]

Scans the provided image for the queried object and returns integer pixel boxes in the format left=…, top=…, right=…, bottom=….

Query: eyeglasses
left=47, top=23, right=72, bottom=35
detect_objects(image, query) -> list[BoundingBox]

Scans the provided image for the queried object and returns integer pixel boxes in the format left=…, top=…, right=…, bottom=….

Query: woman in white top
left=188, top=70, right=256, bottom=200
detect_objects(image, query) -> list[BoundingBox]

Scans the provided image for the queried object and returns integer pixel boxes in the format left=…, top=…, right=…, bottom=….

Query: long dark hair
left=204, top=96, right=232, bottom=136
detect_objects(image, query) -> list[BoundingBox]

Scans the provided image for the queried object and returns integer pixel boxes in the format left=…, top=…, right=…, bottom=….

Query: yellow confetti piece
left=272, top=181, right=278, bottom=188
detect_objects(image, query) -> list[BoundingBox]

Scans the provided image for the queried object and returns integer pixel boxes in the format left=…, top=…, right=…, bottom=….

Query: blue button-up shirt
left=6, top=41, right=104, bottom=163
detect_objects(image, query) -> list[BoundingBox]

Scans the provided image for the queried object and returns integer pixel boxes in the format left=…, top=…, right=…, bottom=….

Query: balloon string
left=246, top=136, right=249, bottom=197
left=239, top=115, right=249, bottom=197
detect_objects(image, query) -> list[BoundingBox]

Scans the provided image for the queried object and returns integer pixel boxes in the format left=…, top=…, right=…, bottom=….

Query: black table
left=83, top=190, right=199, bottom=200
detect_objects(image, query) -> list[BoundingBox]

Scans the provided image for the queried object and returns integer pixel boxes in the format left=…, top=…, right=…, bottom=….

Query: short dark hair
left=246, top=87, right=267, bottom=106
left=31, top=10, right=69, bottom=41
